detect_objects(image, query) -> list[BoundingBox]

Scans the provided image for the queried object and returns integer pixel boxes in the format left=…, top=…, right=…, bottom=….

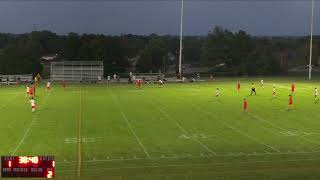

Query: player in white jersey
left=215, top=88, right=220, bottom=98
left=30, top=97, right=36, bottom=112
left=46, top=81, right=51, bottom=92
left=260, top=79, right=264, bottom=89
left=158, top=79, right=163, bottom=87
left=26, top=86, right=30, bottom=97
left=272, top=86, right=276, bottom=99
left=314, top=88, right=319, bottom=103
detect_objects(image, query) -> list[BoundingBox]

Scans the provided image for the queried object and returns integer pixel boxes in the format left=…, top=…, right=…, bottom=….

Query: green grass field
left=1, top=78, right=320, bottom=180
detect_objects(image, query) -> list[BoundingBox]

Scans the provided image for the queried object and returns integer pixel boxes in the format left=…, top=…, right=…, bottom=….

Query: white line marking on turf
left=11, top=94, right=50, bottom=155
left=56, top=158, right=320, bottom=172
left=77, top=88, right=82, bottom=177
left=119, top=111, right=151, bottom=159
left=169, top=92, right=281, bottom=153
left=109, top=90, right=151, bottom=159
left=154, top=103, right=217, bottom=156
left=56, top=150, right=320, bottom=164
left=249, top=113, right=320, bottom=145
left=195, top=105, right=281, bottom=153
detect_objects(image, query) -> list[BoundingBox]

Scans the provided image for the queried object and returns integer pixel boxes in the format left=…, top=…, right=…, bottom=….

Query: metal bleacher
left=0, top=74, right=33, bottom=85
left=50, top=61, right=104, bottom=82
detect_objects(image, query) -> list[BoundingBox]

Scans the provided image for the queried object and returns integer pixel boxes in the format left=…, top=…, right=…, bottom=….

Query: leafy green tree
left=137, top=38, right=167, bottom=72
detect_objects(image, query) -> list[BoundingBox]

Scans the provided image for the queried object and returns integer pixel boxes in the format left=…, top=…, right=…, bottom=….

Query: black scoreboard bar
left=1, top=156, right=54, bottom=178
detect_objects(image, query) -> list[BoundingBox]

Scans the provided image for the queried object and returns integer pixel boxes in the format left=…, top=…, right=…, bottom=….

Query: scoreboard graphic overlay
left=1, top=156, right=54, bottom=178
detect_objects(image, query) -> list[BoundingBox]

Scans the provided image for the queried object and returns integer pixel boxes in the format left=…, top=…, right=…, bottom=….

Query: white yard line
left=169, top=89, right=281, bottom=153
left=57, top=149, right=320, bottom=164
left=249, top=113, right=320, bottom=145
left=151, top=100, right=217, bottom=156
left=194, top=105, right=280, bottom=153
left=56, top=157, right=320, bottom=173
left=109, top=90, right=151, bottom=159
left=77, top=88, right=82, bottom=177
left=11, top=94, right=50, bottom=155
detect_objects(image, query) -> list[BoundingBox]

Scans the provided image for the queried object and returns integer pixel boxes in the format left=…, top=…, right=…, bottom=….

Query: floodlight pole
left=308, top=0, right=314, bottom=80
left=178, top=0, right=184, bottom=78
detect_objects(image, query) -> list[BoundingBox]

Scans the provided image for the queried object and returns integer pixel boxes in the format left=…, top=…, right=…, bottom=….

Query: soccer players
left=250, top=83, right=256, bottom=95
left=314, top=88, right=319, bottom=103
left=260, top=79, right=264, bottom=89
left=61, top=80, right=66, bottom=89
left=30, top=97, right=36, bottom=112
left=288, top=94, right=293, bottom=111
left=26, top=86, right=30, bottom=97
left=158, top=79, right=163, bottom=87
left=107, top=75, right=111, bottom=84
left=136, top=79, right=142, bottom=89
left=291, top=83, right=295, bottom=94
left=243, top=98, right=248, bottom=114
left=46, top=81, right=51, bottom=92
left=237, top=81, right=240, bottom=92
left=215, top=88, right=220, bottom=98
left=272, top=86, right=277, bottom=99
left=29, top=85, right=34, bottom=98
left=209, top=74, right=213, bottom=83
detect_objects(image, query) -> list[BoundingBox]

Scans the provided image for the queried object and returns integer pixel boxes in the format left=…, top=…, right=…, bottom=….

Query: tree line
left=0, top=26, right=317, bottom=77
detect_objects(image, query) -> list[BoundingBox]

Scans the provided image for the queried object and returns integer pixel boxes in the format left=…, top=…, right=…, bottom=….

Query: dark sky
left=0, top=1, right=319, bottom=36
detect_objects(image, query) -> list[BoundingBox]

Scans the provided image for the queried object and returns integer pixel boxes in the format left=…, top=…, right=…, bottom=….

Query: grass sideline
left=1, top=77, right=320, bottom=180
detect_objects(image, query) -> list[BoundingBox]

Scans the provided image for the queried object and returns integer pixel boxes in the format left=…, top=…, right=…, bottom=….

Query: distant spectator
left=117, top=74, right=120, bottom=82
left=107, top=75, right=111, bottom=84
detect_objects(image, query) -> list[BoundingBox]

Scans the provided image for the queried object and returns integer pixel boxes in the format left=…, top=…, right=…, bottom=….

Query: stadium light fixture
left=308, top=0, right=314, bottom=80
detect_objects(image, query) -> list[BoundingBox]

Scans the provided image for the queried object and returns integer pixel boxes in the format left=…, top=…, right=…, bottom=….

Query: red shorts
left=32, top=105, right=35, bottom=108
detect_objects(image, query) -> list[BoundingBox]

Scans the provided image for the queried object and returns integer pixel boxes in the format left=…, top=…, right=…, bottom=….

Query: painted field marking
left=109, top=90, right=151, bottom=159
left=167, top=89, right=281, bottom=153
left=56, top=157, right=320, bottom=173
left=11, top=93, right=50, bottom=155
left=64, top=137, right=97, bottom=144
left=249, top=113, right=320, bottom=145
left=196, top=105, right=280, bottom=153
left=148, top=98, right=218, bottom=156
left=56, top=149, right=320, bottom=165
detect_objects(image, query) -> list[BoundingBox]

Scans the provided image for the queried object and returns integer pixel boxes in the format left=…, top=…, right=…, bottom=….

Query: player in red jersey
left=243, top=98, right=248, bottom=114
left=288, top=94, right=293, bottom=111
left=29, top=86, right=34, bottom=98
left=32, top=84, right=36, bottom=96
left=61, top=80, right=66, bottom=89
left=291, top=83, right=295, bottom=94
left=237, top=81, right=240, bottom=92
left=136, top=79, right=142, bottom=89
